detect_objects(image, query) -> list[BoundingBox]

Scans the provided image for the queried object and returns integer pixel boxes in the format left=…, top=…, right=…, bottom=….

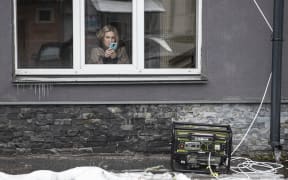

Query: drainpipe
left=270, top=0, right=284, bottom=152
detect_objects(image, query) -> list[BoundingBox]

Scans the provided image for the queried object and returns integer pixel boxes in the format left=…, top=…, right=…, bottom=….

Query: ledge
left=13, top=74, right=208, bottom=85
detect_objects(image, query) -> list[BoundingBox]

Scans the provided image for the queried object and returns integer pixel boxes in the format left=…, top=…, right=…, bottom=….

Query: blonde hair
left=96, top=25, right=119, bottom=46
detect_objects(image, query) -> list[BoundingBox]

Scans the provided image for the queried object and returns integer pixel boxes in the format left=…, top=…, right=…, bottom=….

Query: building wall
left=0, top=0, right=288, bottom=156
left=0, top=0, right=287, bottom=103
left=0, top=104, right=287, bottom=156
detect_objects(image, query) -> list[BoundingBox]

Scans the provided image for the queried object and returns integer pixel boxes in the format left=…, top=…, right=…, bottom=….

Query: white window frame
left=14, top=0, right=202, bottom=79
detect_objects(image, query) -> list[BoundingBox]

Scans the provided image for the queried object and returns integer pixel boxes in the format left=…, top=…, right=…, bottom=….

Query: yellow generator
left=171, top=122, right=232, bottom=174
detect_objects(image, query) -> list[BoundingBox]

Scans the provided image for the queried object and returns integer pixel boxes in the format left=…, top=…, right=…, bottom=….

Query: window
left=14, top=0, right=202, bottom=82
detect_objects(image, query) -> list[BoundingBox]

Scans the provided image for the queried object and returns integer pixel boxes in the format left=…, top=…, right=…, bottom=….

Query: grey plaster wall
left=0, top=0, right=287, bottom=103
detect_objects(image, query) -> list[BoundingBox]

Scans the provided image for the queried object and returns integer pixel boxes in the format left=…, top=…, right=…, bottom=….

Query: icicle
left=46, top=83, right=50, bottom=96
left=38, top=83, right=41, bottom=100
left=34, top=84, right=37, bottom=97
left=17, top=82, right=54, bottom=100
left=42, top=83, right=45, bottom=98
left=16, top=83, right=19, bottom=95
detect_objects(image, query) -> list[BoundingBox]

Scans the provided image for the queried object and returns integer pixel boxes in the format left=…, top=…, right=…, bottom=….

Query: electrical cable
left=229, top=157, right=284, bottom=180
left=230, top=157, right=283, bottom=174
left=231, top=72, right=272, bottom=155
left=206, top=1, right=284, bottom=179
left=173, top=1, right=281, bottom=179
left=207, top=155, right=284, bottom=180
left=252, top=0, right=273, bottom=32
left=232, top=0, right=274, bottom=156
left=208, top=152, right=219, bottom=179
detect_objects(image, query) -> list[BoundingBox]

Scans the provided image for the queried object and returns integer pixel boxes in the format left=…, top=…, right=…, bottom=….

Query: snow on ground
left=0, top=166, right=190, bottom=180
left=0, top=166, right=285, bottom=180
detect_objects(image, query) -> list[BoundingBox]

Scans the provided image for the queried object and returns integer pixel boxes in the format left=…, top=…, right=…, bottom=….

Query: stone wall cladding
left=0, top=104, right=287, bottom=156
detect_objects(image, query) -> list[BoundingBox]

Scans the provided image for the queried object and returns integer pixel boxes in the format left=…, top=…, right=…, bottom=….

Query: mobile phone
left=109, top=42, right=118, bottom=50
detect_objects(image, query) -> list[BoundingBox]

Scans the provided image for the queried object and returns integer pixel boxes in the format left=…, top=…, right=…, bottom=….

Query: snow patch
left=0, top=167, right=190, bottom=180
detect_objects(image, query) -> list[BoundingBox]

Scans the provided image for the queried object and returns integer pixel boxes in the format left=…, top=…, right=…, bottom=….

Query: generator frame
left=171, top=122, right=232, bottom=174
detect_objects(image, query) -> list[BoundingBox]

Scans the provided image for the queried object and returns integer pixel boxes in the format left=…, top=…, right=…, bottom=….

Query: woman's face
left=103, top=31, right=116, bottom=48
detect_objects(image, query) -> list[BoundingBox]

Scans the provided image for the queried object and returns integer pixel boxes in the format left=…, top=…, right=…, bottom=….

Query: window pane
left=17, top=0, right=73, bottom=68
left=85, top=0, right=132, bottom=64
left=144, top=0, right=196, bottom=69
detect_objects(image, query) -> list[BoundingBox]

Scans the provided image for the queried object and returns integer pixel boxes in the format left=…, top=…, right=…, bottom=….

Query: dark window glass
left=85, top=0, right=132, bottom=64
left=17, top=0, right=73, bottom=68
left=144, top=0, right=196, bottom=69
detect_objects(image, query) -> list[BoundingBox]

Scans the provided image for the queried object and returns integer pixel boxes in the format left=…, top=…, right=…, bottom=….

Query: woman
left=89, top=25, right=129, bottom=64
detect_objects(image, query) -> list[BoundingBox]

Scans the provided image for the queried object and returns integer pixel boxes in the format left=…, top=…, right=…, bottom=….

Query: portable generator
left=171, top=122, right=232, bottom=174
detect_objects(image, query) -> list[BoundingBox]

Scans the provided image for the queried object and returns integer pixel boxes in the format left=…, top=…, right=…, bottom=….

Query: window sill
left=13, top=75, right=208, bottom=84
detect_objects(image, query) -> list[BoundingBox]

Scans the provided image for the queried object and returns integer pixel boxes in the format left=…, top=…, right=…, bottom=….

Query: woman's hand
left=104, top=48, right=117, bottom=59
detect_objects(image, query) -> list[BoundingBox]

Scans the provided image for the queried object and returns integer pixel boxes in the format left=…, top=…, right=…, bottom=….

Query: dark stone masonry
left=0, top=104, right=287, bottom=157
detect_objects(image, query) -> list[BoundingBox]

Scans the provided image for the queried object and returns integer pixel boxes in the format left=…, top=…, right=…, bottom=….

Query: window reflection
left=145, top=0, right=196, bottom=69
left=85, top=0, right=132, bottom=64
left=17, top=0, right=73, bottom=68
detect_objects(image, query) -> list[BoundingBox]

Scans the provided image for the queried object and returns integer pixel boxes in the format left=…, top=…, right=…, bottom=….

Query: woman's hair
left=96, top=25, right=119, bottom=47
